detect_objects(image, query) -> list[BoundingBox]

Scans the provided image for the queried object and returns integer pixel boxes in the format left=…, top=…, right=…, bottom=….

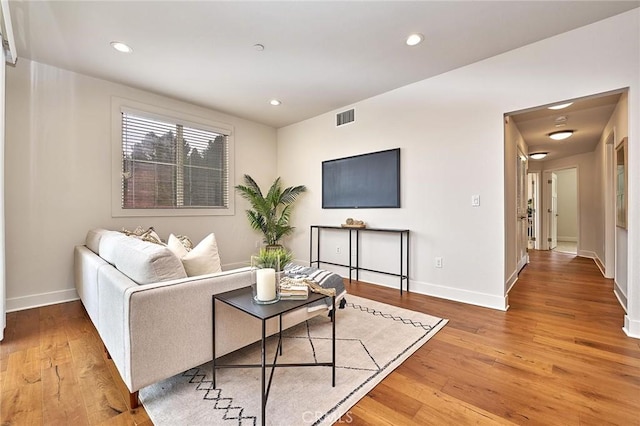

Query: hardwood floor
left=343, top=250, right=640, bottom=425
left=1, top=250, right=638, bottom=425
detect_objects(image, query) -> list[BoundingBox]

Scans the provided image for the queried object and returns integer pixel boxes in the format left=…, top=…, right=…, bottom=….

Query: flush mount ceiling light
left=269, top=99, right=281, bottom=106
left=530, top=152, right=548, bottom=160
left=548, top=130, right=574, bottom=140
left=548, top=102, right=573, bottom=110
left=406, top=33, right=424, bottom=46
left=110, top=41, right=133, bottom=53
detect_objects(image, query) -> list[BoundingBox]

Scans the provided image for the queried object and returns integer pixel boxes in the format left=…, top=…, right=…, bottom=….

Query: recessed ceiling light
left=548, top=102, right=573, bottom=110
left=530, top=152, right=548, bottom=160
left=406, top=33, right=424, bottom=46
left=269, top=99, right=281, bottom=106
left=548, top=130, right=574, bottom=140
left=254, top=43, right=265, bottom=51
left=111, top=41, right=133, bottom=53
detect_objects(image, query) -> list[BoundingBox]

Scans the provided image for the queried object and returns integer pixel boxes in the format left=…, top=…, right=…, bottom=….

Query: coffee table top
left=214, top=286, right=329, bottom=320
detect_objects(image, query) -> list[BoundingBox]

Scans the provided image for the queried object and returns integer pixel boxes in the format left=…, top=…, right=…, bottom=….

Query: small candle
left=256, top=268, right=276, bottom=301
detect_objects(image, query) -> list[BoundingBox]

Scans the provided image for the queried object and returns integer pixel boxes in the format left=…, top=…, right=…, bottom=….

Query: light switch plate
left=472, top=194, right=480, bottom=207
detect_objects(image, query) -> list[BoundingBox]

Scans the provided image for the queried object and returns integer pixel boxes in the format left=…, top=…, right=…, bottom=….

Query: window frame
left=111, top=97, right=235, bottom=217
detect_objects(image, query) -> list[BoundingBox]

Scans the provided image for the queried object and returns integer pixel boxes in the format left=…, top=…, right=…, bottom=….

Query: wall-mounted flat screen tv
left=322, top=148, right=400, bottom=209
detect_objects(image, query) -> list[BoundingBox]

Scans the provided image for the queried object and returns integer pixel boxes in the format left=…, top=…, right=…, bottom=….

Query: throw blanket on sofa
left=284, top=264, right=347, bottom=312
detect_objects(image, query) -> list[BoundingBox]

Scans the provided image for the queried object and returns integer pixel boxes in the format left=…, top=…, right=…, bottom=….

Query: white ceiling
left=509, top=90, right=624, bottom=162
left=7, top=1, right=639, bottom=129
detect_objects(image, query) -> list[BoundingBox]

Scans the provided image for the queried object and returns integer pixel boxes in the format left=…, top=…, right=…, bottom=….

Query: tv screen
left=322, top=148, right=400, bottom=209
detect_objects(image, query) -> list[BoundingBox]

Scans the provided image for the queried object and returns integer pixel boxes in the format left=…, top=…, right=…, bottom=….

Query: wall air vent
left=336, top=109, right=355, bottom=127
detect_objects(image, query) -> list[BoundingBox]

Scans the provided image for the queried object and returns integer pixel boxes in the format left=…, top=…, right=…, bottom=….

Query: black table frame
left=212, top=287, right=336, bottom=426
left=309, top=225, right=410, bottom=294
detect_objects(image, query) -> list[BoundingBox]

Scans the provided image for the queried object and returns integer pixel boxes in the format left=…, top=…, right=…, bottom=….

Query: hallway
left=343, top=248, right=639, bottom=424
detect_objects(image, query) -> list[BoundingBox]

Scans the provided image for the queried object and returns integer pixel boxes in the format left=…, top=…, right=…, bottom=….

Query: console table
left=309, top=225, right=410, bottom=294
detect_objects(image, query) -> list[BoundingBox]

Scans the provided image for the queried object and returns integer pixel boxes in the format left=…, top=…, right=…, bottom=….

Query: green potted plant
left=235, top=174, right=307, bottom=248
left=254, top=247, right=293, bottom=270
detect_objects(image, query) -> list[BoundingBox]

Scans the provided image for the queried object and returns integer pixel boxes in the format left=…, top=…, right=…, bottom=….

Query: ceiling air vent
left=336, top=109, right=355, bottom=127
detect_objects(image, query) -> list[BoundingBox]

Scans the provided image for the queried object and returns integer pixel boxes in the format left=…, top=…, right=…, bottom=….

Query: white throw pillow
left=167, top=234, right=190, bottom=258
left=170, top=233, right=222, bottom=276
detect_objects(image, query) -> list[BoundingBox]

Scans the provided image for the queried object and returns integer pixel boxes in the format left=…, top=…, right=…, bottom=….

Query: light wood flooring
left=1, top=250, right=639, bottom=425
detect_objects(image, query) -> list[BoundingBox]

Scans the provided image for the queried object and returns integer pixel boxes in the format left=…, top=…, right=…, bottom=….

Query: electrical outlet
left=435, top=257, right=443, bottom=268
left=336, top=246, right=341, bottom=254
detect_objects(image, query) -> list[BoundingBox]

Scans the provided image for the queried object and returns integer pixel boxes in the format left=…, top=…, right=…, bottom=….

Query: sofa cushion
left=176, top=233, right=222, bottom=276
left=86, top=228, right=113, bottom=254
left=114, top=237, right=187, bottom=284
left=97, top=231, right=187, bottom=284
left=98, top=231, right=131, bottom=264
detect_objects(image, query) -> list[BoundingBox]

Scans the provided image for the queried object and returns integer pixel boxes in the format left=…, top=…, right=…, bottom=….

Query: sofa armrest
left=123, top=268, right=255, bottom=391
left=97, top=265, right=139, bottom=386
left=74, top=245, right=109, bottom=326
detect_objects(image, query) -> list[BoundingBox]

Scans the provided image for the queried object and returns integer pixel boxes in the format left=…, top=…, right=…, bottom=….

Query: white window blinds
left=121, top=111, right=229, bottom=209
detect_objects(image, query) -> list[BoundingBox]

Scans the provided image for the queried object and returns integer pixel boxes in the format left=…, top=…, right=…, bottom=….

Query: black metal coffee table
left=212, top=287, right=336, bottom=426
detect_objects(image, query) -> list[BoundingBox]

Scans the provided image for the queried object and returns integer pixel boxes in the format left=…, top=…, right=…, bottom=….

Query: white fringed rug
left=140, top=295, right=447, bottom=426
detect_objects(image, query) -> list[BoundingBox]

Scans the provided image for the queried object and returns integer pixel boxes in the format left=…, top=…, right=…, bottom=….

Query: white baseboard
left=579, top=251, right=613, bottom=280
left=6, top=288, right=79, bottom=313
left=623, top=315, right=640, bottom=339
left=558, top=236, right=577, bottom=242
left=505, top=269, right=519, bottom=294
left=613, top=283, right=628, bottom=313
left=593, top=255, right=606, bottom=277
left=577, top=249, right=596, bottom=259
left=344, top=276, right=507, bottom=311
left=405, top=280, right=508, bottom=311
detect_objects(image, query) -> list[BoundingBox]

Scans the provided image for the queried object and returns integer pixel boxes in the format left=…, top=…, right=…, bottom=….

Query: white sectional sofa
left=74, top=228, right=328, bottom=408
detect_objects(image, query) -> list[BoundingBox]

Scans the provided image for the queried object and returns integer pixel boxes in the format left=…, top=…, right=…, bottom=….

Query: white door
left=527, top=173, right=539, bottom=250
left=549, top=173, right=558, bottom=249
left=516, top=151, right=528, bottom=269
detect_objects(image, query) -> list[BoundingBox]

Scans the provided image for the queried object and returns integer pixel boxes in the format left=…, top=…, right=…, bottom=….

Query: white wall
left=277, top=10, right=640, bottom=315
left=4, top=58, right=277, bottom=311
left=597, top=92, right=629, bottom=302
left=555, top=169, right=578, bottom=242
left=1, top=56, right=6, bottom=339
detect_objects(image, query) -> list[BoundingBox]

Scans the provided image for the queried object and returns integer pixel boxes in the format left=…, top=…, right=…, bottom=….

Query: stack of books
left=280, top=281, right=309, bottom=300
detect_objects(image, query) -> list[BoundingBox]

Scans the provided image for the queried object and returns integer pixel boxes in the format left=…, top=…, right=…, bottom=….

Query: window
left=112, top=99, right=234, bottom=217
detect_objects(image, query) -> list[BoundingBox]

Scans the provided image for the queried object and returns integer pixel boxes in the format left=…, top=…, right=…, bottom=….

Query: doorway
left=527, top=172, right=541, bottom=250
left=544, top=168, right=578, bottom=255
left=504, top=89, right=630, bottom=332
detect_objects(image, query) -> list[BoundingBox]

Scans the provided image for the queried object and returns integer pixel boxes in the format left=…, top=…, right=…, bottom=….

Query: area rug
left=139, top=295, right=447, bottom=425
